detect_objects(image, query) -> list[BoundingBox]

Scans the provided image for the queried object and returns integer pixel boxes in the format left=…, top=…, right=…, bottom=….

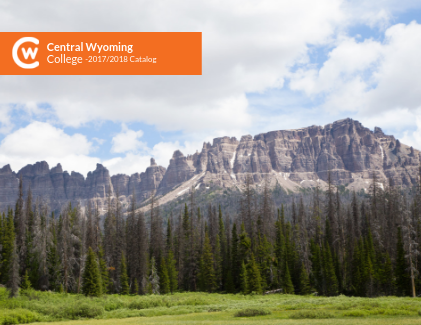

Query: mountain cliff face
left=0, top=118, right=419, bottom=211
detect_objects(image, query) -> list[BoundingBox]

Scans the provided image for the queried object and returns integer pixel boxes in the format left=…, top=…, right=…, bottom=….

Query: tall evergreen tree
left=395, top=227, right=409, bottom=296
left=200, top=232, right=217, bottom=293
left=98, top=246, right=110, bottom=294
left=283, top=262, right=294, bottom=294
left=0, top=209, right=15, bottom=284
left=82, top=247, right=102, bottom=297
left=159, top=256, right=170, bottom=294
left=149, top=257, right=160, bottom=294
left=323, top=243, right=338, bottom=296
left=246, top=253, right=262, bottom=294
left=231, top=223, right=240, bottom=291
left=21, top=269, right=32, bottom=291
left=167, top=249, right=178, bottom=293
left=120, top=253, right=129, bottom=295
left=299, top=263, right=311, bottom=295
left=239, top=260, right=248, bottom=294
left=7, top=238, right=20, bottom=298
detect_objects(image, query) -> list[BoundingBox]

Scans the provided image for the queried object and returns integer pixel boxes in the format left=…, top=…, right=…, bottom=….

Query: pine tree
left=47, top=212, right=60, bottom=291
left=0, top=209, right=15, bottom=284
left=284, top=222, right=298, bottom=289
left=395, top=227, right=409, bottom=296
left=323, top=243, right=338, bottom=296
left=159, top=256, right=170, bottom=294
left=214, top=234, right=222, bottom=289
left=351, top=239, right=363, bottom=296
left=167, top=249, right=178, bottom=293
left=381, top=253, right=395, bottom=295
left=133, top=278, right=139, bottom=295
left=283, top=261, right=294, bottom=294
left=256, top=234, right=271, bottom=291
left=225, top=269, right=235, bottom=293
left=98, top=246, right=110, bottom=294
left=310, top=239, right=322, bottom=294
left=7, top=238, right=20, bottom=298
left=21, top=269, right=32, bottom=291
left=275, top=210, right=285, bottom=288
left=246, top=253, right=262, bottom=294
left=198, top=256, right=205, bottom=291
left=299, top=263, right=311, bottom=295
left=82, top=247, right=102, bottom=297
left=231, top=223, right=240, bottom=291
left=120, top=253, right=129, bottom=295
left=239, top=223, right=251, bottom=262
left=218, top=205, right=227, bottom=290
left=200, top=232, right=217, bottom=292
left=239, top=261, right=248, bottom=294
left=149, top=257, right=160, bottom=294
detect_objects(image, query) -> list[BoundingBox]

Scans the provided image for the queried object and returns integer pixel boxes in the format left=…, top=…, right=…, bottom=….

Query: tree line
left=1, top=171, right=421, bottom=298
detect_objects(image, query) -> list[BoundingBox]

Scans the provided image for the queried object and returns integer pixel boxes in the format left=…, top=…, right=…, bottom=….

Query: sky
left=0, top=0, right=421, bottom=176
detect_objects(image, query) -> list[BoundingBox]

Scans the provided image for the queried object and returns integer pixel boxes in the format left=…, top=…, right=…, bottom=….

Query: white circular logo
left=12, top=37, right=39, bottom=69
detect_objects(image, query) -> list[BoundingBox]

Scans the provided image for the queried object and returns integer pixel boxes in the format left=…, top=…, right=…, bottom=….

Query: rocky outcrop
left=158, top=150, right=195, bottom=192
left=0, top=118, right=419, bottom=211
left=0, top=165, right=18, bottom=209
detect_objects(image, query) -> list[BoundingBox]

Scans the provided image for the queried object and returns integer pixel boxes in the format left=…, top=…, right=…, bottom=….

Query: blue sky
left=0, top=0, right=420, bottom=176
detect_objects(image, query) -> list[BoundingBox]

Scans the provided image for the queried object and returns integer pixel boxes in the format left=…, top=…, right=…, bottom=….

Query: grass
left=0, top=287, right=421, bottom=324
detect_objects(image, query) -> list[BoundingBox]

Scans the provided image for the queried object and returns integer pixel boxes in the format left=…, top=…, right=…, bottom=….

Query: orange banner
left=0, top=32, right=202, bottom=75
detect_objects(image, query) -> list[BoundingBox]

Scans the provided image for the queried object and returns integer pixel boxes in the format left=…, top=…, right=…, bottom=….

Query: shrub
left=234, top=308, right=271, bottom=317
left=290, top=310, right=335, bottom=319
left=49, top=303, right=105, bottom=319
left=0, top=309, right=40, bottom=325
left=383, top=309, right=412, bottom=316
left=104, top=299, right=125, bottom=311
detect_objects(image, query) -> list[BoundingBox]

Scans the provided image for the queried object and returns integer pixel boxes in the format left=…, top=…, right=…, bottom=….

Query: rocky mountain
left=0, top=118, right=419, bottom=212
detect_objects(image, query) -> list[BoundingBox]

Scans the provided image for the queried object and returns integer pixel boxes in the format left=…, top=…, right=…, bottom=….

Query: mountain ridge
left=0, top=117, right=419, bottom=212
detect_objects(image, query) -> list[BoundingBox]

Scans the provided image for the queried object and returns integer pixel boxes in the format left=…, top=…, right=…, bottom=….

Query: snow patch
left=230, top=152, right=236, bottom=168
left=300, top=180, right=305, bottom=184
left=380, top=145, right=384, bottom=159
left=177, top=188, right=189, bottom=196
left=230, top=173, right=236, bottom=180
left=279, top=172, right=290, bottom=180
left=195, top=183, right=201, bottom=190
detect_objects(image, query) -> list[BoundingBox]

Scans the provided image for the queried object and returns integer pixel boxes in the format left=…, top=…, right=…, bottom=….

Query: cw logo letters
left=12, top=37, right=39, bottom=69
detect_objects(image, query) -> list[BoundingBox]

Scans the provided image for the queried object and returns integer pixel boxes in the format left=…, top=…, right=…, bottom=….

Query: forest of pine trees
left=1, top=171, right=421, bottom=298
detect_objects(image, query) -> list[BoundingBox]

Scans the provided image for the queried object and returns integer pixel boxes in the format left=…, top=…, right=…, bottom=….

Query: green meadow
left=1, top=287, right=421, bottom=324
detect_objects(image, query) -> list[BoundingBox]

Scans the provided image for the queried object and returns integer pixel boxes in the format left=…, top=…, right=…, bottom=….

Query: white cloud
left=0, top=0, right=344, bottom=133
left=104, top=135, right=203, bottom=175
left=399, top=113, right=421, bottom=150
left=103, top=153, right=151, bottom=176
left=0, top=104, right=13, bottom=134
left=0, top=0, right=421, bottom=177
left=111, top=124, right=147, bottom=154
left=289, top=21, right=421, bottom=118
left=0, top=122, right=99, bottom=175
left=365, top=22, right=421, bottom=114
